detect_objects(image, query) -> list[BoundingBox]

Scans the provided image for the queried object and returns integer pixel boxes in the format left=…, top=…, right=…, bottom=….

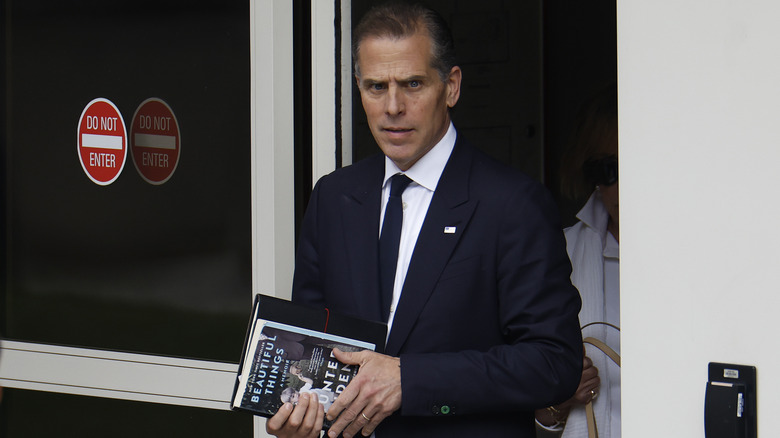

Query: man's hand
left=266, top=393, right=324, bottom=438
left=325, top=349, right=402, bottom=438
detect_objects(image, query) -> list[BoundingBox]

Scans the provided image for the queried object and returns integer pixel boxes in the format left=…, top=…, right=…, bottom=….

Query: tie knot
left=389, top=174, right=413, bottom=198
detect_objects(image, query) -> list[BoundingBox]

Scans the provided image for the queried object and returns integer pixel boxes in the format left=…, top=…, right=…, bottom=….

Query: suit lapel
left=385, top=140, right=478, bottom=355
left=341, top=156, right=385, bottom=322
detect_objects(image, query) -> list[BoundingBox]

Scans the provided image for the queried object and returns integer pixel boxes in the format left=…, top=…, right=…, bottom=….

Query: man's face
left=356, top=31, right=461, bottom=171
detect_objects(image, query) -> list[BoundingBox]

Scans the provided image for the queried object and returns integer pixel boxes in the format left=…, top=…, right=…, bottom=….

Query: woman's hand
left=568, top=354, right=601, bottom=406
left=534, top=355, right=600, bottom=427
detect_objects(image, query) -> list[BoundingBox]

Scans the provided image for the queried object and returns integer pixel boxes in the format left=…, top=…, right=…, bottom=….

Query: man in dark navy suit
left=267, top=3, right=582, bottom=437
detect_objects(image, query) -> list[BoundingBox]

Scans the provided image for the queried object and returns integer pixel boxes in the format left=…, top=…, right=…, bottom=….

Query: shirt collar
left=383, top=122, right=456, bottom=191
left=577, top=190, right=620, bottom=258
left=576, top=190, right=610, bottom=233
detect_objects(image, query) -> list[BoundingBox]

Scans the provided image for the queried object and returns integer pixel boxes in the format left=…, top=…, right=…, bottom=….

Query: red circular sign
left=130, top=98, right=181, bottom=185
left=77, top=98, right=128, bottom=186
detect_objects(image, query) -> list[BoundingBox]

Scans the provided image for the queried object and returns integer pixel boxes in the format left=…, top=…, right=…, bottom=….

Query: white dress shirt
left=380, top=122, right=456, bottom=336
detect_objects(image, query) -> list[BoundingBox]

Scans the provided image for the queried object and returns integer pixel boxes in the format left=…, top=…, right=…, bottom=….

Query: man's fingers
left=359, top=410, right=378, bottom=437
left=265, top=402, right=294, bottom=433
left=326, top=378, right=359, bottom=421
left=302, top=394, right=321, bottom=432
left=265, top=394, right=325, bottom=438
left=331, top=407, right=386, bottom=438
left=325, top=350, right=372, bottom=433
left=326, top=350, right=402, bottom=437
left=342, top=408, right=374, bottom=438
left=327, top=405, right=364, bottom=438
left=332, top=348, right=369, bottom=365
left=317, top=402, right=326, bottom=432
left=359, top=409, right=387, bottom=437
left=288, top=393, right=311, bottom=428
left=326, top=350, right=374, bottom=421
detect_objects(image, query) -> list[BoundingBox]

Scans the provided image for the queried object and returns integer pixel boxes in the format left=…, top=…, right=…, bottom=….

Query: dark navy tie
left=379, top=173, right=413, bottom=322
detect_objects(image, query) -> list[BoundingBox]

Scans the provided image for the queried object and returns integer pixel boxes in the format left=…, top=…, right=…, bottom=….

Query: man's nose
left=386, top=85, right=405, bottom=115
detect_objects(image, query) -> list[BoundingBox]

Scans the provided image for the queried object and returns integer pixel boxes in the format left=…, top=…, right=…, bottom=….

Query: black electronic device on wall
left=705, top=362, right=757, bottom=438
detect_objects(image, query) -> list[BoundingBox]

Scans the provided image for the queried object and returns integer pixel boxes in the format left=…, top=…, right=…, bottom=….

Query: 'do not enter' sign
left=130, top=98, right=181, bottom=185
left=77, top=98, right=127, bottom=186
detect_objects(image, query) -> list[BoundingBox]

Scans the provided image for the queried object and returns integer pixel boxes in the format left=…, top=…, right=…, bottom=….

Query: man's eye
left=409, top=80, right=420, bottom=88
left=370, top=83, right=385, bottom=91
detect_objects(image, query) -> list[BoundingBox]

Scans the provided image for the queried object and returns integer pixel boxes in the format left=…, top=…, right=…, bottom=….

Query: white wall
left=620, top=1, right=780, bottom=436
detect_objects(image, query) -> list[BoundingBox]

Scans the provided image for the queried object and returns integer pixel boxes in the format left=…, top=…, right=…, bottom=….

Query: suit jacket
left=292, top=136, right=582, bottom=437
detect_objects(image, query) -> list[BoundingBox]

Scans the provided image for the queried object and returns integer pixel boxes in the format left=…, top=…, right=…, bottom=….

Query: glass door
left=1, top=0, right=296, bottom=436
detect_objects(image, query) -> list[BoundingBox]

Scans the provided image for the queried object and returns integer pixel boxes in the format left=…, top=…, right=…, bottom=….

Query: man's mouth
left=384, top=127, right=412, bottom=134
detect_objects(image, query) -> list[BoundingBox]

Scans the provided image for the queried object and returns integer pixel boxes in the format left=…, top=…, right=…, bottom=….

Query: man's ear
left=445, top=66, right=462, bottom=108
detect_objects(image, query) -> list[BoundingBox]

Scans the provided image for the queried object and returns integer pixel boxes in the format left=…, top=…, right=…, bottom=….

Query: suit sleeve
left=398, top=183, right=583, bottom=416
left=291, top=179, right=326, bottom=309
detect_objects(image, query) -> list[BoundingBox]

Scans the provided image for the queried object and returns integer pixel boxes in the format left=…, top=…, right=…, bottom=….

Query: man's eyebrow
left=358, top=76, right=386, bottom=87
left=400, top=75, right=427, bottom=83
left=360, top=74, right=428, bottom=86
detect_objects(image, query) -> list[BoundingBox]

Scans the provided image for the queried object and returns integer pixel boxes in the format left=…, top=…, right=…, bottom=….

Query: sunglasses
left=583, top=155, right=618, bottom=186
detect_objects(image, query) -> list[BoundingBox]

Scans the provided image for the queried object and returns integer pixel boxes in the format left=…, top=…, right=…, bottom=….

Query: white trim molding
left=251, top=0, right=295, bottom=302
left=0, top=341, right=237, bottom=410
left=311, top=0, right=353, bottom=181
left=340, top=0, right=353, bottom=168
left=311, top=0, right=338, bottom=182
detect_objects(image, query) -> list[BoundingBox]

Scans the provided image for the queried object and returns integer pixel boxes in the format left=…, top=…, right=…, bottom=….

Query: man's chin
left=381, top=150, right=417, bottom=170
left=378, top=142, right=410, bottom=156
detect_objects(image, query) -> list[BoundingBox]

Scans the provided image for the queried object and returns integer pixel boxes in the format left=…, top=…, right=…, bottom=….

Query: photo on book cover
left=233, top=319, right=376, bottom=426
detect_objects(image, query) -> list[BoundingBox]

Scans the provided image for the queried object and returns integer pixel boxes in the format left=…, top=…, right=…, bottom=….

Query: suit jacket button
left=432, top=404, right=440, bottom=415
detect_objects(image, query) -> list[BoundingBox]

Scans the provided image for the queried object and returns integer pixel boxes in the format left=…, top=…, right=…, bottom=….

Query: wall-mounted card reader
left=705, top=362, right=756, bottom=438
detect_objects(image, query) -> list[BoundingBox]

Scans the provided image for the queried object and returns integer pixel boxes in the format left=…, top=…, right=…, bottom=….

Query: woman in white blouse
left=536, top=85, right=620, bottom=438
